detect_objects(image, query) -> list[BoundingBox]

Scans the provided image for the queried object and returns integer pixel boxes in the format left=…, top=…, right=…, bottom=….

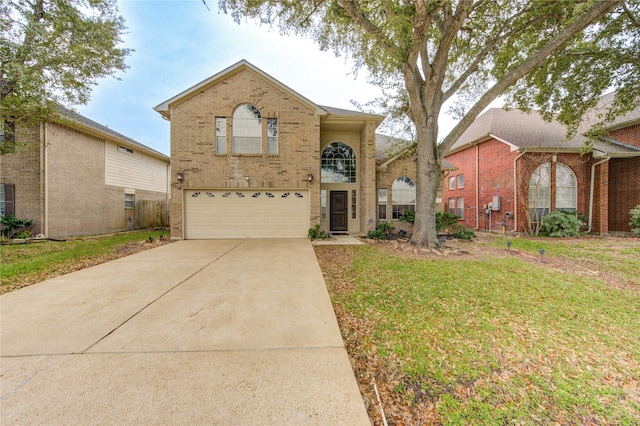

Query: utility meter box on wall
left=491, top=195, right=500, bottom=211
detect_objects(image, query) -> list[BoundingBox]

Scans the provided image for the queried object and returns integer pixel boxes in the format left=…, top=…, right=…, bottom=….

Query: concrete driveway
left=1, top=239, right=369, bottom=425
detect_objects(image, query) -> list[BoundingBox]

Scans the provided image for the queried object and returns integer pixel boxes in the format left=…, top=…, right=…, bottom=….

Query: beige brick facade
left=158, top=61, right=382, bottom=239
left=1, top=112, right=169, bottom=238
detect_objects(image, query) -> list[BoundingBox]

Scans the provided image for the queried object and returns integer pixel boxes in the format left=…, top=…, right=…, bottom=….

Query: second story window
left=233, top=104, right=262, bottom=154
left=267, top=118, right=278, bottom=155
left=216, top=117, right=226, bottom=154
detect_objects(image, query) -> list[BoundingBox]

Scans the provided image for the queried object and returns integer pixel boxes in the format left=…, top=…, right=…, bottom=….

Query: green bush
left=0, top=214, right=33, bottom=238
left=367, top=222, right=392, bottom=240
left=540, top=210, right=585, bottom=237
left=436, top=211, right=461, bottom=231
left=308, top=224, right=326, bottom=240
left=399, top=210, right=415, bottom=224
left=630, top=205, right=640, bottom=236
left=452, top=227, right=476, bottom=240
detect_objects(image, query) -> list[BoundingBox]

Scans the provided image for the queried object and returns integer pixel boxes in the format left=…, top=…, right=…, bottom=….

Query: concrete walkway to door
left=1, top=240, right=369, bottom=425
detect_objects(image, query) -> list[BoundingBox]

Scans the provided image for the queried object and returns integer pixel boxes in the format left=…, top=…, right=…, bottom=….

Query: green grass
left=1, top=230, right=168, bottom=292
left=329, top=240, right=640, bottom=424
left=488, top=235, right=640, bottom=285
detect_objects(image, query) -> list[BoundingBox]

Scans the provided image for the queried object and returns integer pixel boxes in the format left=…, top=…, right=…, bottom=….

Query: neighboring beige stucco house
left=155, top=60, right=384, bottom=239
left=0, top=106, right=170, bottom=238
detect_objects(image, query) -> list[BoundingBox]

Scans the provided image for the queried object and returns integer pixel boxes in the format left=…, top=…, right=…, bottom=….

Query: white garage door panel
left=184, top=190, right=309, bottom=239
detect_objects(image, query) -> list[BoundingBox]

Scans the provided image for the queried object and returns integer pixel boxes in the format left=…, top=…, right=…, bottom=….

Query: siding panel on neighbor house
left=105, top=141, right=168, bottom=193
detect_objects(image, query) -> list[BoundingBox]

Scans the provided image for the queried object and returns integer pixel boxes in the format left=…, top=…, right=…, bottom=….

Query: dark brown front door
left=330, top=191, right=348, bottom=232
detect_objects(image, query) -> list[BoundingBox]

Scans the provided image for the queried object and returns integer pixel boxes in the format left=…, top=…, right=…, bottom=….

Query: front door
left=330, top=191, right=348, bottom=232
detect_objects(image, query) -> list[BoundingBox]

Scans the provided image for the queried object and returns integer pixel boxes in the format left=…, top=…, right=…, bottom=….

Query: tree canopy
left=220, top=0, right=638, bottom=247
left=0, top=0, right=130, bottom=125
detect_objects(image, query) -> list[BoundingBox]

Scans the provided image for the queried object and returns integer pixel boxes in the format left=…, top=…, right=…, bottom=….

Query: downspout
left=475, top=144, right=479, bottom=229
left=512, top=149, right=527, bottom=232
left=587, top=156, right=610, bottom=233
left=42, top=123, right=49, bottom=237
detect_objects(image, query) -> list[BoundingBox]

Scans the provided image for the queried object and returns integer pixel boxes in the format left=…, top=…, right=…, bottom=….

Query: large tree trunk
left=412, top=115, right=442, bottom=248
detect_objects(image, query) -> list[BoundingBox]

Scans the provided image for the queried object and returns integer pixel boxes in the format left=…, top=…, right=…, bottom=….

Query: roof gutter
left=587, top=156, right=610, bottom=233
left=512, top=149, right=527, bottom=232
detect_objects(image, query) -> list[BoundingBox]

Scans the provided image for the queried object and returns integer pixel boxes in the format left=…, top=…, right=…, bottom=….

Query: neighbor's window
left=378, top=188, right=388, bottom=220
left=449, top=176, right=455, bottom=190
left=0, top=183, right=14, bottom=215
left=267, top=118, right=278, bottom=155
left=457, top=197, right=464, bottom=218
left=215, top=117, right=226, bottom=154
left=125, top=193, right=135, bottom=209
left=392, top=176, right=416, bottom=219
left=528, top=162, right=551, bottom=221
left=556, top=163, right=577, bottom=213
left=448, top=197, right=456, bottom=215
left=457, top=174, right=464, bottom=188
left=233, top=103, right=262, bottom=154
left=321, top=142, right=356, bottom=183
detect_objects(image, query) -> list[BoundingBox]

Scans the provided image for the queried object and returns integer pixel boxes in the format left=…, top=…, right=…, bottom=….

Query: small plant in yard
left=307, top=224, right=326, bottom=240
left=0, top=214, right=33, bottom=239
left=436, top=211, right=475, bottom=240
left=630, top=205, right=640, bottom=236
left=540, top=210, right=585, bottom=237
left=399, top=210, right=415, bottom=224
left=367, top=222, right=392, bottom=240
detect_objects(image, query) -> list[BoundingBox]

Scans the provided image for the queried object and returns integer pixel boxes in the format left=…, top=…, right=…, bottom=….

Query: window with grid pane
left=378, top=188, right=387, bottom=220
left=528, top=162, right=551, bottom=222
left=267, top=118, right=278, bottom=155
left=215, top=117, right=226, bottom=154
left=233, top=104, right=262, bottom=154
left=457, top=197, right=464, bottom=218
left=392, top=176, right=415, bottom=219
left=321, top=142, right=356, bottom=183
left=556, top=163, right=577, bottom=212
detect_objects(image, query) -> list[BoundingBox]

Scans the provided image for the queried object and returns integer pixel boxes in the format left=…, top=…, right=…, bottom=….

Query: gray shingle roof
left=449, top=102, right=640, bottom=158
left=55, top=104, right=169, bottom=160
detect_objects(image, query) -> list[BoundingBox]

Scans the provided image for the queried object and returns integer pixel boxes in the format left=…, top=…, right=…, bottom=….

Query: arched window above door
left=321, top=142, right=356, bottom=183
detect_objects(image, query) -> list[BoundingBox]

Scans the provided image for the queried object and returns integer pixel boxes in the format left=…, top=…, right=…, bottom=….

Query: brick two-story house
left=0, top=106, right=170, bottom=237
left=155, top=60, right=384, bottom=239
left=443, top=96, right=640, bottom=234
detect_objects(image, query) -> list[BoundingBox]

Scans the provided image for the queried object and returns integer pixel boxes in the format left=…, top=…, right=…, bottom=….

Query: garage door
left=184, top=189, right=310, bottom=239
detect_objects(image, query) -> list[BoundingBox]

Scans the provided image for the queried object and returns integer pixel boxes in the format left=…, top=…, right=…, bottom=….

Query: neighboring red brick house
left=443, top=97, right=640, bottom=234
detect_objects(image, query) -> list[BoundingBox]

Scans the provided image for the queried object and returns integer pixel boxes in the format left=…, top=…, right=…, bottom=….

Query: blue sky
left=77, top=0, right=456, bottom=155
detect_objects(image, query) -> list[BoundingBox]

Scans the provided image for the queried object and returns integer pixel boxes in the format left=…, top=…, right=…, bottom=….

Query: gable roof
left=55, top=105, right=169, bottom=161
left=154, top=60, right=327, bottom=120
left=448, top=105, right=640, bottom=159
left=375, top=133, right=457, bottom=171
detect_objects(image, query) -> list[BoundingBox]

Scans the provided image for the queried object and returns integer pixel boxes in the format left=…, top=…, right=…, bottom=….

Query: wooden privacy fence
left=136, top=200, right=169, bottom=229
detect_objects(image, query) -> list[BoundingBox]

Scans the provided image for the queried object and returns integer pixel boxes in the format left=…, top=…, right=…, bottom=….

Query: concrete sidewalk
left=1, top=240, right=369, bottom=425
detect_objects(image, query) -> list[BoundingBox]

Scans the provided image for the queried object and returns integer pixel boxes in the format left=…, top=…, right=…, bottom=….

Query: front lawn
left=315, top=235, right=640, bottom=425
left=0, top=230, right=170, bottom=294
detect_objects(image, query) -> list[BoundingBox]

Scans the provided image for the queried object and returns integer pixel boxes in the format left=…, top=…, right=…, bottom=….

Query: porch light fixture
left=176, top=172, right=184, bottom=182
left=307, top=173, right=313, bottom=182
left=244, top=176, right=250, bottom=181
